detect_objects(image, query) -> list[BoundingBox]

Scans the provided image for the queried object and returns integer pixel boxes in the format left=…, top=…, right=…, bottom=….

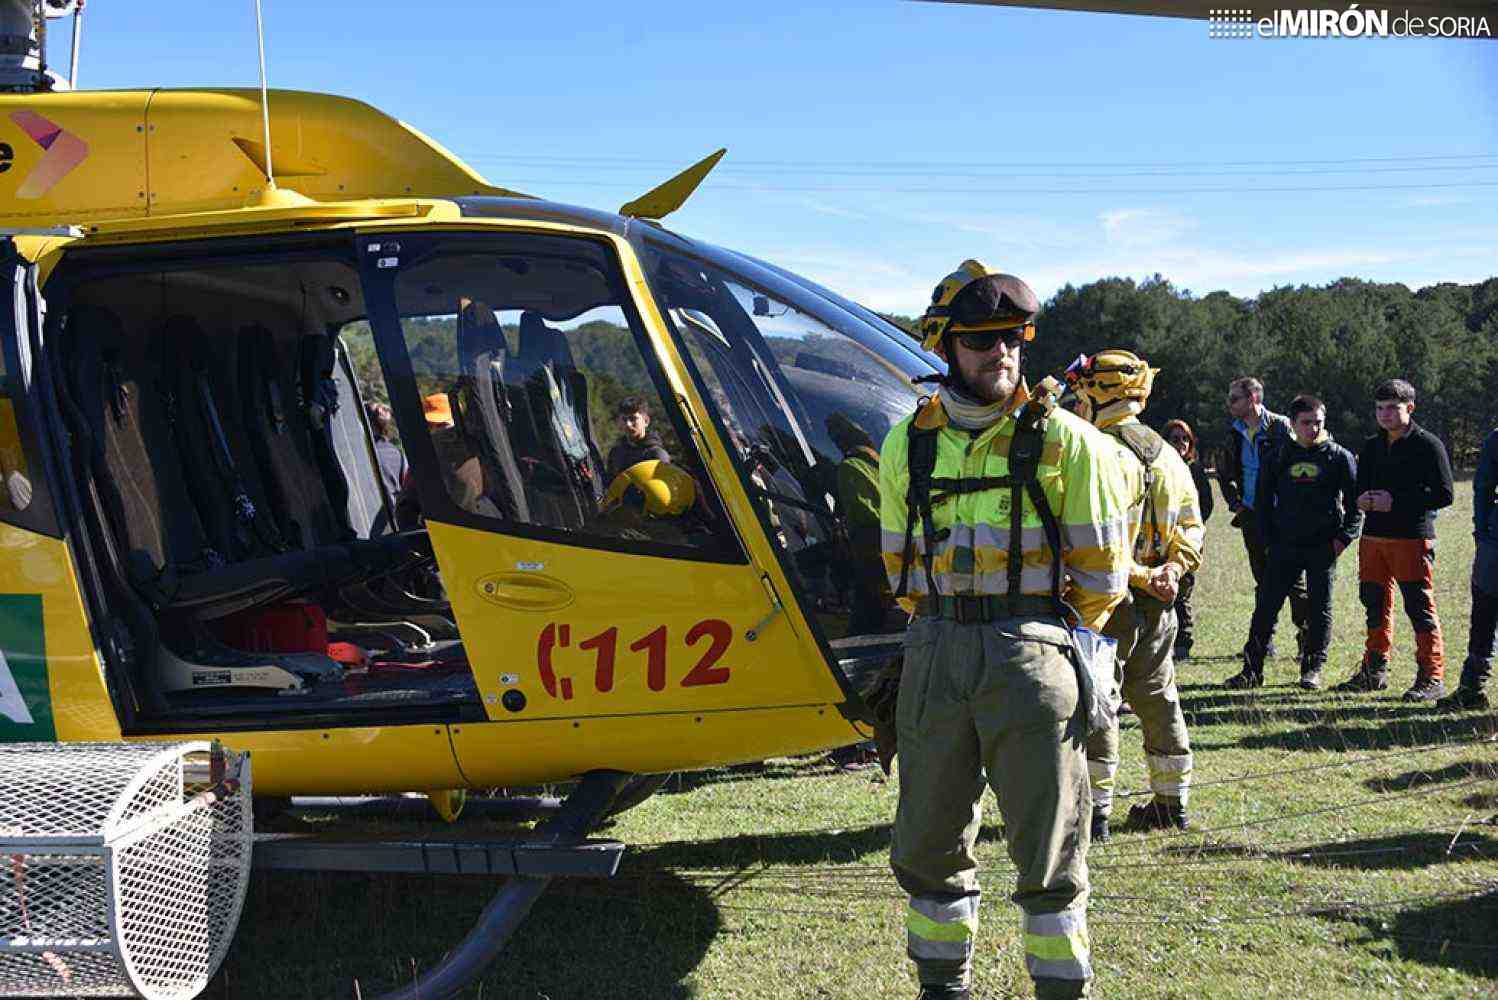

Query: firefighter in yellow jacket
left=1068, top=351, right=1204, bottom=840
left=881, top=262, right=1131, bottom=1000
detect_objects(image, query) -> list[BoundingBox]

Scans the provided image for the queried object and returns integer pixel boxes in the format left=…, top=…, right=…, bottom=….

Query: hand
left=1369, top=490, right=1394, bottom=513
left=1148, top=563, right=1181, bottom=602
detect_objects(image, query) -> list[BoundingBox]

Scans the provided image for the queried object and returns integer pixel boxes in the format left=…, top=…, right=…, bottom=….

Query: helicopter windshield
left=639, top=238, right=934, bottom=650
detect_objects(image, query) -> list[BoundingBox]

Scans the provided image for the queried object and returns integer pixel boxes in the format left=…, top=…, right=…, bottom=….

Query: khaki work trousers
left=891, top=612, right=1092, bottom=999
left=1085, top=594, right=1193, bottom=815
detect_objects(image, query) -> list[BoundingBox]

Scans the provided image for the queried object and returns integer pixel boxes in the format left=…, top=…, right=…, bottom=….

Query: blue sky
left=58, top=1, right=1498, bottom=313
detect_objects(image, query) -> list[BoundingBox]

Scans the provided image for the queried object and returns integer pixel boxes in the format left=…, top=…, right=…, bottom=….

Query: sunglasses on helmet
left=953, top=327, right=1025, bottom=353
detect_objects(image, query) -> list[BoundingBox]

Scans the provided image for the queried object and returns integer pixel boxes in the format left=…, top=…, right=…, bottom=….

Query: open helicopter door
left=0, top=238, right=130, bottom=742
left=358, top=231, right=858, bottom=784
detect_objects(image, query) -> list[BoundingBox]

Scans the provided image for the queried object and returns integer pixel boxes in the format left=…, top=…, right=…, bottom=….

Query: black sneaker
left=1333, top=654, right=1390, bottom=692
left=917, top=988, right=970, bottom=1000
left=1401, top=676, right=1447, bottom=702
left=1125, top=798, right=1189, bottom=831
left=1224, top=667, right=1263, bottom=689
left=1437, top=686, right=1491, bottom=711
left=1299, top=667, right=1323, bottom=691
left=1090, top=808, right=1110, bottom=844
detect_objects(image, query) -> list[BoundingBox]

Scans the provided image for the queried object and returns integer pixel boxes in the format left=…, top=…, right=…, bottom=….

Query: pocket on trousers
left=995, top=636, right=1078, bottom=731
left=896, top=619, right=938, bottom=734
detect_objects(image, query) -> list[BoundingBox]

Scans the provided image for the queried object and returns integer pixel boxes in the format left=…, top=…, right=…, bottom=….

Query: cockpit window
left=643, top=242, right=925, bottom=641
left=385, top=236, right=737, bottom=560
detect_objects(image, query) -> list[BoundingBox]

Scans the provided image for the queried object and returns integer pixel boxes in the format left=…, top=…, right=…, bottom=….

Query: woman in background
left=1163, top=418, right=1215, bottom=660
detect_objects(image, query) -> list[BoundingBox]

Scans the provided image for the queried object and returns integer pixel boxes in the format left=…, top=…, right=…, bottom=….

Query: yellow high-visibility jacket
left=879, top=383, right=1132, bottom=631
left=1096, top=413, right=1205, bottom=591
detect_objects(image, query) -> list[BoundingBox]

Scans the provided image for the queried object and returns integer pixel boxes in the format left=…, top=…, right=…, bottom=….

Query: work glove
left=862, top=657, right=902, bottom=776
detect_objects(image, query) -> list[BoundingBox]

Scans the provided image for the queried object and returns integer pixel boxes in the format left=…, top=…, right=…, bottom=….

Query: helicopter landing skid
left=257, top=770, right=632, bottom=1000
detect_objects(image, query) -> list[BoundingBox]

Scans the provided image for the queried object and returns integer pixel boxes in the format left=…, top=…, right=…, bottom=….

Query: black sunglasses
left=953, top=328, right=1024, bottom=353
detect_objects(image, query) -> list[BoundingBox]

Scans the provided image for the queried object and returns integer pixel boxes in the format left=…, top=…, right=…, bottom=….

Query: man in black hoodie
left=1237, top=394, right=1362, bottom=690
left=605, top=396, right=671, bottom=482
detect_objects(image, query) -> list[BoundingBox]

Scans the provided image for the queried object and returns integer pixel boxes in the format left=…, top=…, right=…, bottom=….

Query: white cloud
left=1098, top=208, right=1193, bottom=248
left=1402, top=194, right=1471, bottom=208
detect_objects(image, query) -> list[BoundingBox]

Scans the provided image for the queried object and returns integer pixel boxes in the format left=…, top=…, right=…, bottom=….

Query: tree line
left=885, top=274, right=1498, bottom=467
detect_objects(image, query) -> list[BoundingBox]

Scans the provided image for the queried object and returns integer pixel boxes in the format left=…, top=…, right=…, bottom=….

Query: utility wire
left=458, top=151, right=1498, bottom=170
left=465, top=161, right=1498, bottom=181
left=496, top=177, right=1498, bottom=197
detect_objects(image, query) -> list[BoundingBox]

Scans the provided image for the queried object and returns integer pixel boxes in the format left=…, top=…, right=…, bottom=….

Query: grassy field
left=212, top=482, right=1498, bottom=999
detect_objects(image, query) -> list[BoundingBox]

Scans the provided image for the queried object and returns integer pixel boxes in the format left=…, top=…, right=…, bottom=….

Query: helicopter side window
left=646, top=248, right=920, bottom=640
left=386, top=242, right=735, bottom=558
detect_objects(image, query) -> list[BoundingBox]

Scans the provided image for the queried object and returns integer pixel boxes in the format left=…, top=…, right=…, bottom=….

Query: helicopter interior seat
left=64, top=307, right=360, bottom=630
left=206, top=324, right=437, bottom=627
left=508, top=311, right=606, bottom=528
left=450, top=300, right=529, bottom=522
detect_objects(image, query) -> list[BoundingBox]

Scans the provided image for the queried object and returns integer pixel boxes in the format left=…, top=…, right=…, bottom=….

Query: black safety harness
left=891, top=391, right=1100, bottom=736
left=894, top=394, right=1070, bottom=625
left=1103, top=420, right=1167, bottom=566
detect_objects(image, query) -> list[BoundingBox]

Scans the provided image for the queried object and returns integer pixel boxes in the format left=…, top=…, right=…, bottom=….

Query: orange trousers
left=1358, top=536, right=1445, bottom=678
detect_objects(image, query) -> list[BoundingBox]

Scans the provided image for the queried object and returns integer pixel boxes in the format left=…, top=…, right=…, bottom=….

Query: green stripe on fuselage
left=0, top=594, right=53, bottom=741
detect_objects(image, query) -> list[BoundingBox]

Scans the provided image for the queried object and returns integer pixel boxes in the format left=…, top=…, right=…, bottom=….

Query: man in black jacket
left=1230, top=395, right=1362, bottom=690
left=1440, top=424, right=1498, bottom=710
left=1220, top=376, right=1308, bottom=664
left=1335, top=378, right=1455, bottom=701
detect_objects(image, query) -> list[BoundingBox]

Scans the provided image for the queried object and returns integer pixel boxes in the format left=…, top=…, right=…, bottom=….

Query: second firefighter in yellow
left=1068, top=350, right=1205, bottom=839
left=881, top=261, right=1131, bottom=1000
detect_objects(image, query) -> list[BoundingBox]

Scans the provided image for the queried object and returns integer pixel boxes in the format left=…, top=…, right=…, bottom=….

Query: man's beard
left=966, top=365, right=1017, bottom=404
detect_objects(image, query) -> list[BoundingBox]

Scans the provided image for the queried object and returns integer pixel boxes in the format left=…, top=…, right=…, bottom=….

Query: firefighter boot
left=1334, top=651, right=1389, bottom=692
left=1402, top=672, right=1446, bottom=703
left=1125, top=796, right=1189, bottom=831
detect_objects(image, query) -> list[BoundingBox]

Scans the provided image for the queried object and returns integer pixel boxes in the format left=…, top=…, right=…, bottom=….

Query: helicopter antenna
left=67, top=0, right=80, bottom=88
left=252, top=0, right=275, bottom=189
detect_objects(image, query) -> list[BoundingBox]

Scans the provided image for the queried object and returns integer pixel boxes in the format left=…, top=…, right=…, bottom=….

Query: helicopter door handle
left=745, top=574, right=784, bottom=642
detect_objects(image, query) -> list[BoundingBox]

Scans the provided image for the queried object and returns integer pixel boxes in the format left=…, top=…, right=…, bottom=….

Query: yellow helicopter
left=0, top=1, right=1309, bottom=994
left=0, top=1, right=938, bottom=990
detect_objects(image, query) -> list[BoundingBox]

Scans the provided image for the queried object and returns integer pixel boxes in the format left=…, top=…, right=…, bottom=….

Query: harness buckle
left=953, top=595, right=984, bottom=624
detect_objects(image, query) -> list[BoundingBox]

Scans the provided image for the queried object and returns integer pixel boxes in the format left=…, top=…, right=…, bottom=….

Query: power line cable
left=458, top=151, right=1498, bottom=170
left=497, top=177, right=1498, bottom=197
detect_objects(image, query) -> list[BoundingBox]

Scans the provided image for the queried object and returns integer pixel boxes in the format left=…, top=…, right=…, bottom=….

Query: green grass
left=210, top=483, right=1498, bottom=999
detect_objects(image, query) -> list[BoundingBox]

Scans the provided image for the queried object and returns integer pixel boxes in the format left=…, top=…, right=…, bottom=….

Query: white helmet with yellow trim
left=918, top=259, right=1041, bottom=357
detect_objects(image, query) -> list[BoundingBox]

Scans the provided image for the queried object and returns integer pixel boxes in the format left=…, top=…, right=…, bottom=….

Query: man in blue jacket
left=1232, top=395, right=1362, bottom=690
left=1440, top=425, right=1498, bottom=710
left=1220, top=376, right=1308, bottom=681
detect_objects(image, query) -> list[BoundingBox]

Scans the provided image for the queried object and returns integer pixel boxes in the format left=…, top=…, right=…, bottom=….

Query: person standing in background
left=1335, top=378, right=1455, bottom=701
left=1219, top=376, right=1308, bottom=666
left=1162, top=418, right=1214, bottom=661
left=1439, top=423, right=1498, bottom=710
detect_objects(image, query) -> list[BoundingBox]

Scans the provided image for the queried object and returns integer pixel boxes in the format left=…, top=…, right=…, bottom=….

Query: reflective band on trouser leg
left=906, top=895, right=979, bottom=986
left=1147, top=752, right=1192, bottom=804
left=1022, top=902, right=1093, bottom=982
left=1087, top=758, right=1116, bottom=813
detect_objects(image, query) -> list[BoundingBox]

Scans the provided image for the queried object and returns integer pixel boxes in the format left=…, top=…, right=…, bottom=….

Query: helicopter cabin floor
left=46, top=241, right=484, bottom=730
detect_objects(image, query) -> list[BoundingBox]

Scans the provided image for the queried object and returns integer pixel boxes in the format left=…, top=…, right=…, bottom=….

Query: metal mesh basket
left=0, top=742, right=252, bottom=999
